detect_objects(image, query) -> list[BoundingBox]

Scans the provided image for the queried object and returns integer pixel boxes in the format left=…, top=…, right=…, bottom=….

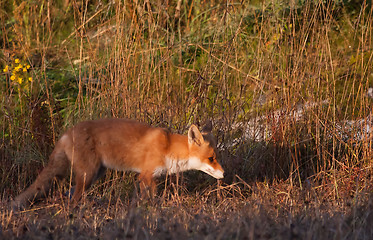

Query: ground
left=2, top=179, right=373, bottom=239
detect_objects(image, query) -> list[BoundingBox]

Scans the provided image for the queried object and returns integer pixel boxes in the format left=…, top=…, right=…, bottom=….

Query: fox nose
left=218, top=170, right=225, bottom=179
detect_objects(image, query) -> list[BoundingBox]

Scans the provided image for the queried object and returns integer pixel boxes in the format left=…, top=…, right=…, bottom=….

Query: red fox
left=12, top=119, right=224, bottom=209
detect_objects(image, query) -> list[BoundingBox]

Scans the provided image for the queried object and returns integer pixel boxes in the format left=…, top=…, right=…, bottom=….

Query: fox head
left=187, top=122, right=224, bottom=179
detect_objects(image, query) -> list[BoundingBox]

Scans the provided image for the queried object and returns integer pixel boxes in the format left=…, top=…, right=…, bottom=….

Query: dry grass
left=1, top=181, right=373, bottom=239
left=1, top=0, right=373, bottom=239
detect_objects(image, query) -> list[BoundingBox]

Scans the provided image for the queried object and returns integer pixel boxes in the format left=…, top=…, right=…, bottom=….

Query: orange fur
left=12, top=119, right=224, bottom=209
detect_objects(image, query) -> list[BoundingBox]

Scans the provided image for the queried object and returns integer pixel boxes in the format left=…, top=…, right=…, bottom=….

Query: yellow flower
left=23, top=67, right=27, bottom=72
left=26, top=65, right=30, bottom=69
left=10, top=75, right=16, bottom=81
left=28, top=77, right=33, bottom=82
left=15, top=59, right=20, bottom=64
left=3, top=65, right=9, bottom=72
left=18, top=78, right=23, bottom=84
left=13, top=64, right=23, bottom=72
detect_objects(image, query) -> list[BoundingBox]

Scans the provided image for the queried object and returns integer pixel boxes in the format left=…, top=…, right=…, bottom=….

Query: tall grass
left=1, top=0, right=373, bottom=238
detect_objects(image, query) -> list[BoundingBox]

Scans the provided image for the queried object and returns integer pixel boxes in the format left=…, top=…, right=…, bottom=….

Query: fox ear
left=188, top=125, right=204, bottom=146
left=201, top=120, right=212, bottom=133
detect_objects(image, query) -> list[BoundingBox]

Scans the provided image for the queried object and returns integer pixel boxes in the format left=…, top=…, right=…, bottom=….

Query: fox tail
left=11, top=147, right=70, bottom=210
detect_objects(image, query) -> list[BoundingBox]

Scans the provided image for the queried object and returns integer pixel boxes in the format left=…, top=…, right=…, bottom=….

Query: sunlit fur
left=12, top=119, right=224, bottom=210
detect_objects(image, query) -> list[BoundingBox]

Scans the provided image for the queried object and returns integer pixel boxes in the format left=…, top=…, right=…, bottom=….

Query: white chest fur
left=152, top=156, right=202, bottom=177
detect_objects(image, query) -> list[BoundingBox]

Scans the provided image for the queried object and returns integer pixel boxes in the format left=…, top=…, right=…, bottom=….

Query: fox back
left=12, top=119, right=224, bottom=209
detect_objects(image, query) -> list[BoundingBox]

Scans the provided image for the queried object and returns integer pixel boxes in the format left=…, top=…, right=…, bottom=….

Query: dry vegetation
left=1, top=0, right=373, bottom=239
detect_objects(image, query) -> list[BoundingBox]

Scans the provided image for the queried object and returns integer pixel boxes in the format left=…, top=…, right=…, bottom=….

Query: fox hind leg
left=66, top=165, right=106, bottom=200
left=70, top=170, right=95, bottom=205
left=70, top=160, right=104, bottom=205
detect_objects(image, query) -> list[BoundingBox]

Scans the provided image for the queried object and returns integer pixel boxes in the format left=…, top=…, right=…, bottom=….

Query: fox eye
left=208, top=157, right=214, bottom=162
